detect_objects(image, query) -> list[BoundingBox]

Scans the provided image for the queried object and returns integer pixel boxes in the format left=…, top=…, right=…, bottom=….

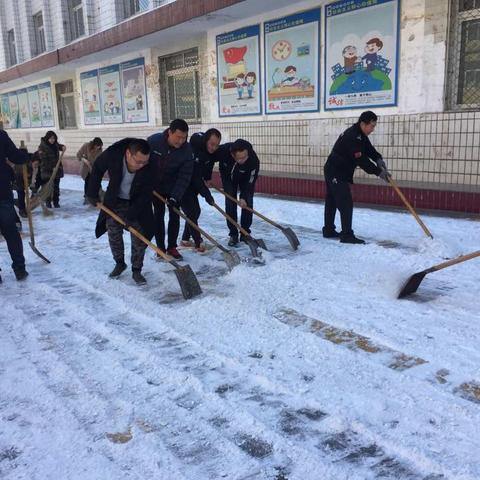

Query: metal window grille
left=119, top=0, right=148, bottom=20
left=447, top=0, right=480, bottom=110
left=159, top=48, right=201, bottom=124
left=67, top=0, right=85, bottom=41
left=7, top=29, right=17, bottom=67
left=33, top=11, right=46, bottom=56
left=55, top=80, right=77, bottom=129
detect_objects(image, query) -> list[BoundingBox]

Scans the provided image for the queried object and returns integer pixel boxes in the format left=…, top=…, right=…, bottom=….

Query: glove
left=378, top=168, right=391, bottom=182
left=123, top=220, right=132, bottom=231
left=168, top=197, right=179, bottom=209
left=204, top=194, right=215, bottom=206
left=375, top=156, right=387, bottom=170
left=87, top=196, right=100, bottom=207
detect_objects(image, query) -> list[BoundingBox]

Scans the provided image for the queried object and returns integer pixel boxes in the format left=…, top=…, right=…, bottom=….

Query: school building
left=0, top=0, right=479, bottom=213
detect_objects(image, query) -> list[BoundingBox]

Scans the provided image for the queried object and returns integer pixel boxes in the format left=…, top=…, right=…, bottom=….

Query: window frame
left=33, top=11, right=46, bottom=56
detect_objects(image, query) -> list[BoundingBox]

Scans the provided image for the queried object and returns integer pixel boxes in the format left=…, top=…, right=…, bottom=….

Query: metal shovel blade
left=29, top=242, right=51, bottom=264
left=254, top=238, right=268, bottom=251
left=222, top=249, right=241, bottom=270
left=244, top=238, right=260, bottom=258
left=398, top=271, right=428, bottom=298
left=281, top=227, right=300, bottom=250
left=174, top=264, right=202, bottom=299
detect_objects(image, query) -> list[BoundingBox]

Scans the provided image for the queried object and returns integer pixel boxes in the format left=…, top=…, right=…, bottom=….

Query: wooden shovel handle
left=152, top=191, right=223, bottom=250
left=98, top=204, right=179, bottom=267
left=428, top=250, right=480, bottom=273
left=212, top=185, right=282, bottom=229
left=388, top=177, right=433, bottom=239
left=211, top=202, right=251, bottom=237
left=22, top=164, right=35, bottom=243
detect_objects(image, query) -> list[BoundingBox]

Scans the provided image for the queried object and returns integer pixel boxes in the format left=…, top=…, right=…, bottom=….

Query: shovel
left=387, top=177, right=433, bottom=239
left=211, top=203, right=264, bottom=258
left=153, top=191, right=240, bottom=271
left=22, top=165, right=51, bottom=263
left=398, top=250, right=480, bottom=298
left=214, top=186, right=300, bottom=250
left=98, top=204, right=202, bottom=300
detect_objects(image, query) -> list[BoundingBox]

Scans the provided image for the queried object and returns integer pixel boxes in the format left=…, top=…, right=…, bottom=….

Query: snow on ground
left=1, top=174, right=479, bottom=480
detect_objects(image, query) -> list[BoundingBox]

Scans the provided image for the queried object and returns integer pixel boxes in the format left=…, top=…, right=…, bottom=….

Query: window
left=119, top=0, right=149, bottom=20
left=33, top=11, right=46, bottom=55
left=159, top=48, right=201, bottom=124
left=447, top=0, right=480, bottom=109
left=67, top=0, right=85, bottom=41
left=55, top=80, right=77, bottom=129
left=7, top=29, right=17, bottom=67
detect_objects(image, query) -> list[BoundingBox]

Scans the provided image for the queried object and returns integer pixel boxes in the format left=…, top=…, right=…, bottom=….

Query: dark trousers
left=222, top=177, right=254, bottom=238
left=84, top=173, right=90, bottom=197
left=0, top=199, right=25, bottom=272
left=15, top=188, right=26, bottom=212
left=181, top=189, right=203, bottom=247
left=106, top=200, right=147, bottom=271
left=153, top=196, right=179, bottom=250
left=324, top=176, right=354, bottom=237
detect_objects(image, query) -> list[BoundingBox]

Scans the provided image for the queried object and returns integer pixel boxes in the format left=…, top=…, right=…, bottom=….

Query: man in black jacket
left=323, top=111, right=390, bottom=244
left=180, top=129, right=219, bottom=252
left=0, top=130, right=29, bottom=283
left=216, top=139, right=260, bottom=246
left=148, top=119, right=193, bottom=260
left=87, top=138, right=153, bottom=285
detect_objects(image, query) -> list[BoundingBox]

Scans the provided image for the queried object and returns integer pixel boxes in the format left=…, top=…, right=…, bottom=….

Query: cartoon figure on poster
left=221, top=45, right=258, bottom=102
left=329, top=35, right=391, bottom=95
left=325, top=0, right=398, bottom=109
left=264, top=9, right=320, bottom=114
left=123, top=69, right=144, bottom=112
left=217, top=25, right=261, bottom=116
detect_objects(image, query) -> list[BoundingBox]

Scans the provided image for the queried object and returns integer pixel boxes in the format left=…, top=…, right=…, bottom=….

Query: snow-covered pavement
left=1, top=175, right=479, bottom=479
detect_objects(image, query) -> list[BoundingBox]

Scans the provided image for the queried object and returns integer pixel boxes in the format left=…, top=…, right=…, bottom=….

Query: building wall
left=1, top=0, right=479, bottom=213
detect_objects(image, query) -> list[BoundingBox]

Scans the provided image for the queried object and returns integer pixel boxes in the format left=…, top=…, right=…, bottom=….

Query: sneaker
left=166, top=247, right=183, bottom=260
left=109, top=262, right=127, bottom=278
left=132, top=270, right=147, bottom=285
left=19, top=209, right=28, bottom=218
left=228, top=236, right=238, bottom=247
left=240, top=234, right=250, bottom=243
left=322, top=227, right=340, bottom=238
left=180, top=240, right=194, bottom=248
left=14, top=268, right=29, bottom=281
left=340, top=235, right=365, bottom=244
left=195, top=243, right=207, bottom=253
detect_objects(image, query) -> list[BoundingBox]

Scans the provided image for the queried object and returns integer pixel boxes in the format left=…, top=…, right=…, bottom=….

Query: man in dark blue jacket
left=148, top=119, right=193, bottom=260
left=323, top=110, right=390, bottom=244
left=180, top=129, right=219, bottom=252
left=87, top=138, right=153, bottom=285
left=216, top=139, right=260, bottom=246
left=0, top=130, right=29, bottom=283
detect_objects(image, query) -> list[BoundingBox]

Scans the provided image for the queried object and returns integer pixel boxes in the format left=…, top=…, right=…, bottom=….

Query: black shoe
left=132, top=270, right=147, bottom=285
left=109, top=262, right=127, bottom=278
left=14, top=268, right=29, bottom=281
left=45, top=200, right=52, bottom=208
left=322, top=227, right=340, bottom=238
left=228, top=236, right=238, bottom=247
left=53, top=202, right=60, bottom=208
left=340, top=235, right=365, bottom=244
left=19, top=209, right=28, bottom=218
left=239, top=234, right=249, bottom=243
